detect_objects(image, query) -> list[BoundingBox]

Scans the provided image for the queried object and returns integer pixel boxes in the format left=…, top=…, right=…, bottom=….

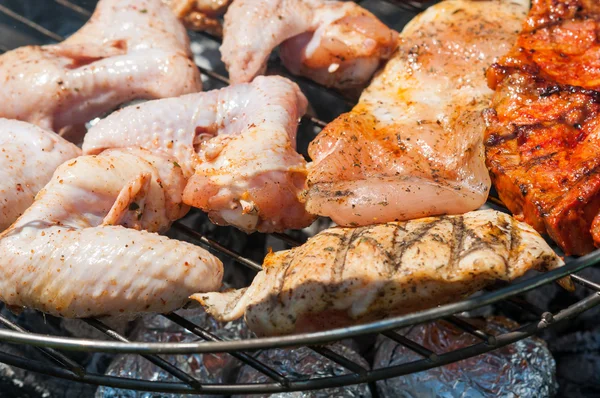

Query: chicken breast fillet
left=0, top=119, right=80, bottom=231
left=222, top=0, right=398, bottom=90
left=83, top=76, right=315, bottom=233
left=0, top=0, right=201, bottom=133
left=194, top=209, right=565, bottom=336
left=0, top=148, right=222, bottom=317
left=304, top=0, right=529, bottom=227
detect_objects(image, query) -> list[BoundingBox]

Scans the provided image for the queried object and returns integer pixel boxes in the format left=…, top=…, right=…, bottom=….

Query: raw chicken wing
left=0, top=119, right=80, bottom=231
left=0, top=148, right=223, bottom=317
left=0, top=0, right=201, bottom=133
left=222, top=0, right=398, bottom=89
left=83, top=76, right=315, bottom=233
left=195, top=210, right=566, bottom=336
left=304, top=0, right=529, bottom=227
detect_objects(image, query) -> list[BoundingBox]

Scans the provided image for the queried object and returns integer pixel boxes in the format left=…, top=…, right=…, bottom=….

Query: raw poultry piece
left=0, top=148, right=222, bottom=317
left=304, top=0, right=529, bottom=227
left=83, top=76, right=315, bottom=233
left=164, top=0, right=232, bottom=35
left=221, top=0, right=398, bottom=90
left=0, top=0, right=201, bottom=134
left=485, top=0, right=600, bottom=255
left=0, top=119, right=80, bottom=232
left=194, top=209, right=566, bottom=336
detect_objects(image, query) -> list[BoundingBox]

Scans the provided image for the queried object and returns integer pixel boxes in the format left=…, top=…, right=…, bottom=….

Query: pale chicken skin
left=222, top=0, right=398, bottom=90
left=195, top=210, right=565, bottom=336
left=83, top=76, right=315, bottom=233
left=0, top=148, right=222, bottom=317
left=0, top=119, right=80, bottom=231
left=0, top=0, right=201, bottom=133
left=304, top=0, right=529, bottom=227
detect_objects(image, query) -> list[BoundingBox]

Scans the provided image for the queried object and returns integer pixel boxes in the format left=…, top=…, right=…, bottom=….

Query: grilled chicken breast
left=0, top=119, right=80, bottom=231
left=304, top=0, right=529, bottom=227
left=222, top=0, right=397, bottom=89
left=0, top=0, right=201, bottom=133
left=485, top=0, right=600, bottom=255
left=195, top=209, right=565, bottom=336
left=83, top=76, right=315, bottom=233
left=0, top=148, right=222, bottom=317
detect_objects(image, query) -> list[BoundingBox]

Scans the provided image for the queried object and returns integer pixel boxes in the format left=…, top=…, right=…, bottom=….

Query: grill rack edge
left=0, top=0, right=599, bottom=394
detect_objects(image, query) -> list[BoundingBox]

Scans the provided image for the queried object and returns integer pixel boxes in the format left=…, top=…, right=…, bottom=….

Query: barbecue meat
left=0, top=0, right=201, bottom=133
left=304, top=0, right=529, bottom=227
left=194, top=209, right=566, bottom=336
left=164, top=0, right=231, bottom=35
left=0, top=119, right=80, bottom=231
left=0, top=148, right=222, bottom=317
left=485, top=0, right=600, bottom=255
left=221, top=0, right=398, bottom=90
left=83, top=76, right=315, bottom=233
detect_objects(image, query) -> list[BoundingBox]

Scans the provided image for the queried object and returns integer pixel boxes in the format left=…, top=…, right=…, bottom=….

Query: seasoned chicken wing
left=164, top=0, right=232, bottom=35
left=222, top=0, right=398, bottom=89
left=195, top=210, right=565, bottom=336
left=485, top=0, right=600, bottom=255
left=0, top=148, right=222, bottom=317
left=83, top=76, right=315, bottom=233
left=0, top=119, right=80, bottom=231
left=0, top=0, right=201, bottom=133
left=304, top=0, right=528, bottom=227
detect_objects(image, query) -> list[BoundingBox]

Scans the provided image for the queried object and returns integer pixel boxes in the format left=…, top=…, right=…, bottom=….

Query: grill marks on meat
left=194, top=210, right=565, bottom=336
left=485, top=0, right=600, bottom=255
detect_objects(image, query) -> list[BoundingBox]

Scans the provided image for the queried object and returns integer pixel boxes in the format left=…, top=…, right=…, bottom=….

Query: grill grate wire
left=0, top=0, right=598, bottom=394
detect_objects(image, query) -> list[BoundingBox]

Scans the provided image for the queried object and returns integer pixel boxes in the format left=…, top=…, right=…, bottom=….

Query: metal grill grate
left=0, top=0, right=599, bottom=395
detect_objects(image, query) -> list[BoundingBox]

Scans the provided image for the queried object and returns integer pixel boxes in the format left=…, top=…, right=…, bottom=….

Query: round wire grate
left=0, top=0, right=599, bottom=395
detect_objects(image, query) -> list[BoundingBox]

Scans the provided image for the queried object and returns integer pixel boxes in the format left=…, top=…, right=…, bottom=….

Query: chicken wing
left=0, top=119, right=80, bottom=231
left=83, top=76, right=315, bottom=233
left=304, top=0, right=529, bottom=227
left=221, top=0, right=398, bottom=90
left=485, top=0, right=600, bottom=255
left=0, top=0, right=202, bottom=133
left=0, top=148, right=222, bottom=317
left=164, top=0, right=231, bottom=35
left=195, top=209, right=565, bottom=336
